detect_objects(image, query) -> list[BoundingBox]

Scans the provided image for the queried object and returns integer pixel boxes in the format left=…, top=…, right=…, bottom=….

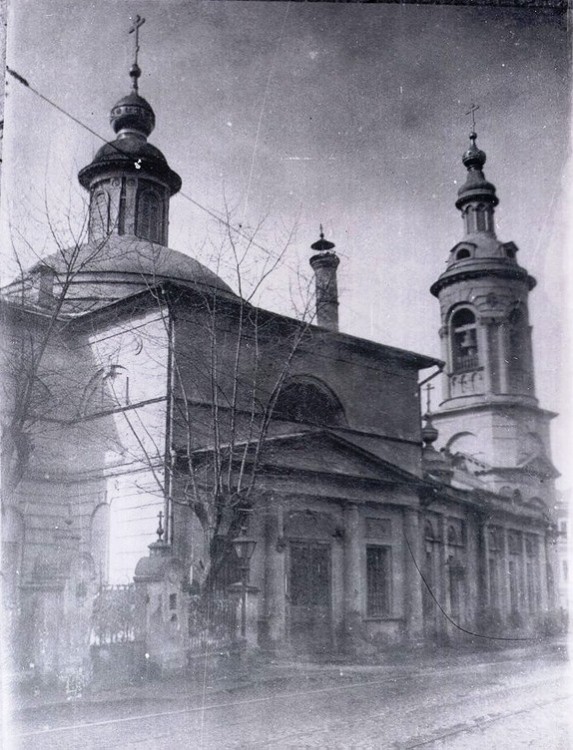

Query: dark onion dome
left=421, top=415, right=454, bottom=482
left=421, top=414, right=439, bottom=446
left=78, top=90, right=181, bottom=195
left=110, top=90, right=156, bottom=137
left=462, top=131, right=486, bottom=170
left=456, top=131, right=498, bottom=210
left=78, top=138, right=182, bottom=195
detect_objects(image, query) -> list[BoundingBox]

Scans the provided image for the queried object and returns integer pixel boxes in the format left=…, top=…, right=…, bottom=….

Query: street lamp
left=232, top=530, right=257, bottom=639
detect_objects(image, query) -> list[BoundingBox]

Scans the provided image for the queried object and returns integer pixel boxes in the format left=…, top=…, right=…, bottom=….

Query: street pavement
left=6, top=641, right=572, bottom=749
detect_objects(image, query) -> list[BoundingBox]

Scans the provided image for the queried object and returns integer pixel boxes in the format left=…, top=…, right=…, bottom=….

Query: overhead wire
left=6, top=66, right=302, bottom=264
left=403, top=531, right=534, bottom=642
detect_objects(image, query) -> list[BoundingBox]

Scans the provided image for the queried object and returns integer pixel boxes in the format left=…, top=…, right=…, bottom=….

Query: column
left=476, top=517, right=489, bottom=625
left=502, top=527, right=511, bottom=620
left=342, top=503, right=362, bottom=651
left=497, top=322, right=509, bottom=393
left=264, top=508, right=287, bottom=649
left=403, top=508, right=424, bottom=643
left=439, top=514, right=449, bottom=640
left=535, top=534, right=550, bottom=612
left=439, top=326, right=450, bottom=401
left=544, top=528, right=559, bottom=613
left=520, top=532, right=529, bottom=614
left=477, top=319, right=492, bottom=394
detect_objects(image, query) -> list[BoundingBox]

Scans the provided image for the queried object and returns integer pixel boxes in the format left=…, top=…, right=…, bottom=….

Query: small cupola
left=309, top=226, right=340, bottom=332
left=456, top=131, right=498, bottom=236
left=421, top=412, right=453, bottom=482
left=78, top=24, right=181, bottom=246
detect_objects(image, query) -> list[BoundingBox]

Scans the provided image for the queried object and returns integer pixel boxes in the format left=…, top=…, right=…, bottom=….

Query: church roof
left=4, top=235, right=236, bottom=314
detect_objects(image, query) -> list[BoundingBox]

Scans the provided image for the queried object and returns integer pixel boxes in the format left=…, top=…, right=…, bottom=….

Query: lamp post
left=232, top=530, right=257, bottom=640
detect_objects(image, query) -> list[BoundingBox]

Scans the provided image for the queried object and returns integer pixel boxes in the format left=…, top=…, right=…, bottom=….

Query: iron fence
left=91, top=583, right=137, bottom=645
left=187, top=593, right=237, bottom=655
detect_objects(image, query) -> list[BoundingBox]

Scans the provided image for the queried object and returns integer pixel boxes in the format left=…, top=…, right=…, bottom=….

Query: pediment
left=256, top=430, right=422, bottom=485
left=186, top=429, right=424, bottom=487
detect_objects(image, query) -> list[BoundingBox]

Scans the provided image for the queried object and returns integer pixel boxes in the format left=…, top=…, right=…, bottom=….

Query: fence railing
left=187, top=594, right=237, bottom=655
left=91, top=583, right=137, bottom=646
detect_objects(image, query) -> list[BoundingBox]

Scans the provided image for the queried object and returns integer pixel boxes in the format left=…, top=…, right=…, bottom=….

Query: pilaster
left=403, top=508, right=424, bottom=642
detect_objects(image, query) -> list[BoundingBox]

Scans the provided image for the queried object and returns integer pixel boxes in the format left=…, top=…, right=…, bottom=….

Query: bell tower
left=430, top=130, right=558, bottom=499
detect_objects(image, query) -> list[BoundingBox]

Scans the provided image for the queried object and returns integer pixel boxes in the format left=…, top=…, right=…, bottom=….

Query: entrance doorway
left=288, top=541, right=332, bottom=653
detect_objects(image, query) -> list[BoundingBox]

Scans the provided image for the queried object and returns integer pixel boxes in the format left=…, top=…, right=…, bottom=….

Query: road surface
left=8, top=649, right=572, bottom=749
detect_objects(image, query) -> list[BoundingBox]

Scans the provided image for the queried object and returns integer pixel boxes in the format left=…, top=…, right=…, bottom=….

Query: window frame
left=365, top=544, right=392, bottom=618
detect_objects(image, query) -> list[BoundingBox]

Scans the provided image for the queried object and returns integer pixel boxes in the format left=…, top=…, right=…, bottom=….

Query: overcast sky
left=1, top=2, right=570, bottom=484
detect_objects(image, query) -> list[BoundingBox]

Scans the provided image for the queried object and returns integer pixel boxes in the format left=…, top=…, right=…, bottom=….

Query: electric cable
left=6, top=67, right=307, bottom=262
left=404, top=530, right=534, bottom=641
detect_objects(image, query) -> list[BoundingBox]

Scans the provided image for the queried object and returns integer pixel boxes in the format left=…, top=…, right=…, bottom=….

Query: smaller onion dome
left=422, top=413, right=439, bottom=446
left=421, top=414, right=454, bottom=482
left=462, top=131, right=486, bottom=170
left=110, top=90, right=156, bottom=138
left=311, top=225, right=335, bottom=253
left=456, top=131, right=498, bottom=210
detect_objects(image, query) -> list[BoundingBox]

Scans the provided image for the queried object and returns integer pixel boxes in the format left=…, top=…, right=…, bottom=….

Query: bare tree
left=115, top=213, right=317, bottom=595
left=0, top=199, right=119, bottom=502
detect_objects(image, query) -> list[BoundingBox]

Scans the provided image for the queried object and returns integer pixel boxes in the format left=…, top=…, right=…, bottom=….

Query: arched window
left=91, top=190, right=110, bottom=239
left=424, top=520, right=435, bottom=541
left=273, top=377, right=345, bottom=426
left=136, top=189, right=163, bottom=244
left=455, top=247, right=471, bottom=261
left=508, top=307, right=530, bottom=392
left=451, top=308, right=479, bottom=372
left=475, top=204, right=487, bottom=232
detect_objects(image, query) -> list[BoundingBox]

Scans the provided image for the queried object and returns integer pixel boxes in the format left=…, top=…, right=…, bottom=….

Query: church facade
left=1, top=58, right=561, bottom=678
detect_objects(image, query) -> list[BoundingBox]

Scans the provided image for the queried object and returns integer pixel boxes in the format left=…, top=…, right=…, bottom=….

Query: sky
left=1, top=1, right=570, bottom=484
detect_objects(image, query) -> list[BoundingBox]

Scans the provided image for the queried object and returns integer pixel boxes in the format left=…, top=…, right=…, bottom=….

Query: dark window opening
left=456, top=248, right=471, bottom=261
left=290, top=542, right=331, bottom=607
left=136, top=189, right=163, bottom=244
left=508, top=308, right=530, bottom=393
left=273, top=379, right=344, bottom=426
left=424, top=521, right=435, bottom=541
left=451, top=308, right=479, bottom=372
left=91, top=191, right=110, bottom=238
left=118, top=179, right=126, bottom=235
left=475, top=205, right=487, bottom=232
left=366, top=545, right=391, bottom=617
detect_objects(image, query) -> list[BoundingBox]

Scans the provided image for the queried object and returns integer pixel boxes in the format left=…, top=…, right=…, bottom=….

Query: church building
left=0, top=53, right=561, bottom=678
